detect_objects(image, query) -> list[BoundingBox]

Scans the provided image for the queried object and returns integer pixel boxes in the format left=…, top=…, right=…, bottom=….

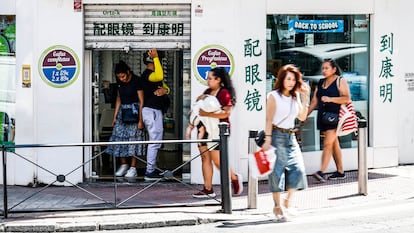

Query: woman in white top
left=261, top=64, right=310, bottom=221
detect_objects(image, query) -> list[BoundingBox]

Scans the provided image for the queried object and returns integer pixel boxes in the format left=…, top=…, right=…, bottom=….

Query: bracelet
left=265, top=135, right=272, bottom=137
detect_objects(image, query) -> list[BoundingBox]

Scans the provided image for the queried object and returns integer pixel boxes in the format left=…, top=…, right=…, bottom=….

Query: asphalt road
left=90, top=198, right=414, bottom=233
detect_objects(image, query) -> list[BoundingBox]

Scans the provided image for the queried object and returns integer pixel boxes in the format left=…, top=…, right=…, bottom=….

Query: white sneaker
left=125, top=167, right=137, bottom=178
left=115, top=164, right=129, bottom=177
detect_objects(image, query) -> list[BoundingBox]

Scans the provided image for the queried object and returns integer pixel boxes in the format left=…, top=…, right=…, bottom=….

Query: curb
left=0, top=211, right=256, bottom=232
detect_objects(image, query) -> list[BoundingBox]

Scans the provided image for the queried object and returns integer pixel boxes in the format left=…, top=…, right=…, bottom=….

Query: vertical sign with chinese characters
left=378, top=33, right=394, bottom=103
left=243, top=38, right=263, bottom=112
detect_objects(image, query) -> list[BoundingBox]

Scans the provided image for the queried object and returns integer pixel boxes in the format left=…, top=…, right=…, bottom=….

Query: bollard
left=2, top=145, right=8, bottom=218
left=247, top=130, right=258, bottom=209
left=357, top=118, right=368, bottom=195
left=218, top=122, right=232, bottom=214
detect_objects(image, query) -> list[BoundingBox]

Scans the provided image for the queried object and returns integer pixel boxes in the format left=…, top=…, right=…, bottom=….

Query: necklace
left=323, top=76, right=337, bottom=89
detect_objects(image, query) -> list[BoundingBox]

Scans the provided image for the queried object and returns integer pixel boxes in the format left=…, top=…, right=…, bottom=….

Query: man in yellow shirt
left=141, top=48, right=170, bottom=180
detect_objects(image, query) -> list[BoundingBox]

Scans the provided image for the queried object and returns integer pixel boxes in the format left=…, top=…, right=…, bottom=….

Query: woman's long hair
left=206, top=67, right=237, bottom=106
left=273, top=64, right=304, bottom=98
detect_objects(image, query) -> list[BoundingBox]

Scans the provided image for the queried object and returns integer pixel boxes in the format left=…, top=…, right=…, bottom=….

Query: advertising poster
left=0, top=15, right=16, bottom=143
left=0, top=15, right=15, bottom=56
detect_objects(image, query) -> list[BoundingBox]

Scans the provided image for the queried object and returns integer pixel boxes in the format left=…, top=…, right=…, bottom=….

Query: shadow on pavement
left=0, top=170, right=398, bottom=216
left=217, top=219, right=276, bottom=228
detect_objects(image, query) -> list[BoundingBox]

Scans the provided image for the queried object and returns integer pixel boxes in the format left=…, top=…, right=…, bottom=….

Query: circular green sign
left=38, top=45, right=80, bottom=88
left=192, top=44, right=235, bottom=86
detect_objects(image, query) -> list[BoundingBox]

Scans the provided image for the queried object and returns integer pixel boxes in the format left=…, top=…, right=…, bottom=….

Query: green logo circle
left=38, top=45, right=80, bottom=88
left=192, top=44, right=235, bottom=86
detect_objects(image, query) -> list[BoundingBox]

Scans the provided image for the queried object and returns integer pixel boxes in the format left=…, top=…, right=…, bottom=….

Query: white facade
left=1, top=0, right=413, bottom=185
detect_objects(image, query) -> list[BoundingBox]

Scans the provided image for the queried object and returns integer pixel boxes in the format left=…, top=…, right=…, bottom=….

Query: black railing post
left=218, top=122, right=231, bottom=214
left=2, top=144, right=8, bottom=218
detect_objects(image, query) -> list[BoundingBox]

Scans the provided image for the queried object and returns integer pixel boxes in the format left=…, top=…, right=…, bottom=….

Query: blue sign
left=288, top=20, right=344, bottom=33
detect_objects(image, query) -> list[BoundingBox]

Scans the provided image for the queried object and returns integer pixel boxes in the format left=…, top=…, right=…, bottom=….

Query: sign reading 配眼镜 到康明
left=38, top=45, right=80, bottom=88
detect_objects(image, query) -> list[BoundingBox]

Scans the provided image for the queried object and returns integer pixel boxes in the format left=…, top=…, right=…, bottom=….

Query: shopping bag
left=248, top=147, right=277, bottom=178
left=337, top=101, right=358, bottom=137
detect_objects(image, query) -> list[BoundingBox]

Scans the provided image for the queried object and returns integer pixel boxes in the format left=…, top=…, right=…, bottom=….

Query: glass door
left=266, top=14, right=370, bottom=151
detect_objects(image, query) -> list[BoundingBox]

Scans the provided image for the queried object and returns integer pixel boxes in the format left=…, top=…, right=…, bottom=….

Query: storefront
left=82, top=4, right=191, bottom=178
left=1, top=0, right=414, bottom=186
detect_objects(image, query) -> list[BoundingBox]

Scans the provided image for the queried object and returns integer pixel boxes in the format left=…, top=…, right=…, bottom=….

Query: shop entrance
left=88, top=49, right=187, bottom=179
left=83, top=3, right=191, bottom=180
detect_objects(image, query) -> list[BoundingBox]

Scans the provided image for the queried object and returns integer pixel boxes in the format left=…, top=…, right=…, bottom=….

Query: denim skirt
left=268, top=130, right=308, bottom=192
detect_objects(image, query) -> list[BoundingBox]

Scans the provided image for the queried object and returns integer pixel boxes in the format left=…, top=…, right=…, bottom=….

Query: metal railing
left=246, top=118, right=369, bottom=208
left=1, top=123, right=232, bottom=218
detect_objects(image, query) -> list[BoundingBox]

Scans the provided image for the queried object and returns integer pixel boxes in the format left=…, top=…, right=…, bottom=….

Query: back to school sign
left=289, top=19, right=344, bottom=33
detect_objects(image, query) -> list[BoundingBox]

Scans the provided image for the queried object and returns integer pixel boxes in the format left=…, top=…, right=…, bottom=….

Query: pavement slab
left=0, top=165, right=413, bottom=232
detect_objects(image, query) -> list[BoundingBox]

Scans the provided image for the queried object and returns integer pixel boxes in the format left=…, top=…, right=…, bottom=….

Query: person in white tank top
left=261, top=64, right=310, bottom=222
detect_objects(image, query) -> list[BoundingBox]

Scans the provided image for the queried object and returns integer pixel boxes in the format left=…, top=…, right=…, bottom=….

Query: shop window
left=0, top=15, right=16, bottom=144
left=267, top=14, right=370, bottom=151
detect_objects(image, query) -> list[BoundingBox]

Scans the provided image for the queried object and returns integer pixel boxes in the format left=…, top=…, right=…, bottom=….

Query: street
left=89, top=198, right=414, bottom=233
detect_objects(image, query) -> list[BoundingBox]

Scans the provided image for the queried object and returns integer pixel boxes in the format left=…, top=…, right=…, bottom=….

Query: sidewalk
left=1, top=165, right=414, bottom=232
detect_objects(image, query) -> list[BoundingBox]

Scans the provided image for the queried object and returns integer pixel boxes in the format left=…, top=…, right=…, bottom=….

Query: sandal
left=282, top=198, right=298, bottom=216
left=273, top=207, right=288, bottom=222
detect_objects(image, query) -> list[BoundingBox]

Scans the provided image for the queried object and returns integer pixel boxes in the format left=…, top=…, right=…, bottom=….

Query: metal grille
left=84, top=4, right=191, bottom=49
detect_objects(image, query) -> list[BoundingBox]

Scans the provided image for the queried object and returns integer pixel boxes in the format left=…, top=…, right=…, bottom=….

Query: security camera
left=123, top=46, right=130, bottom=53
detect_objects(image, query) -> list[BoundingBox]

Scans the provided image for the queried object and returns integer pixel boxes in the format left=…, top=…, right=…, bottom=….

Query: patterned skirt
left=105, top=103, right=144, bottom=158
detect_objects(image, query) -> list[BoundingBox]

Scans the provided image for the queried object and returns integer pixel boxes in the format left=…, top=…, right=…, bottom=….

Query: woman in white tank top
left=261, top=64, right=310, bottom=221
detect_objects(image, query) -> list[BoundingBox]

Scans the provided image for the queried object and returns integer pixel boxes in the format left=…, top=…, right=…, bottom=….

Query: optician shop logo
left=192, top=44, right=234, bottom=85
left=38, top=45, right=80, bottom=88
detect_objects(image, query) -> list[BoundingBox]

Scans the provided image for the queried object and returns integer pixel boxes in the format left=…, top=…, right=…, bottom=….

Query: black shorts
left=197, top=122, right=220, bottom=150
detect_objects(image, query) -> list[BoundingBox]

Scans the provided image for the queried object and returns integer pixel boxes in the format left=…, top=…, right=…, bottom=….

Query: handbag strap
left=336, top=76, right=342, bottom=89
left=131, top=104, right=138, bottom=114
